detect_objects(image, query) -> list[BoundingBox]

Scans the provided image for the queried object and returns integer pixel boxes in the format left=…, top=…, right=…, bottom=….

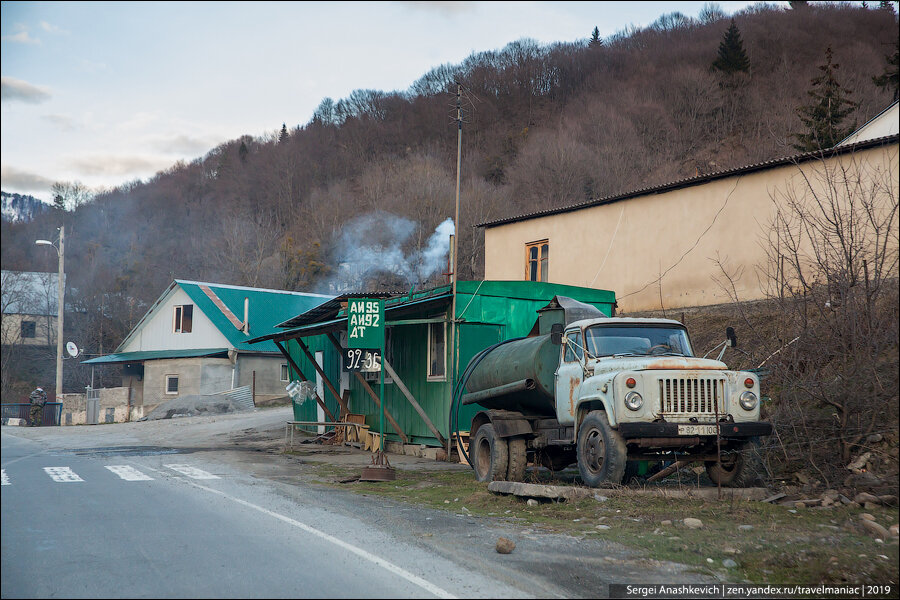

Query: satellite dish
left=66, top=341, right=79, bottom=358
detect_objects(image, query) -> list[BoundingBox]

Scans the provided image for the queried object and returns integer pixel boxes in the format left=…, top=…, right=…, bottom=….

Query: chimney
left=242, top=297, right=249, bottom=334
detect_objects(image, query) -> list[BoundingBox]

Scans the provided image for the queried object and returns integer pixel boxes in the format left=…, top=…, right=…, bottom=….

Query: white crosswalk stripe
left=43, top=467, right=84, bottom=482
left=164, top=464, right=220, bottom=479
left=1, top=469, right=9, bottom=486
left=105, top=465, right=153, bottom=481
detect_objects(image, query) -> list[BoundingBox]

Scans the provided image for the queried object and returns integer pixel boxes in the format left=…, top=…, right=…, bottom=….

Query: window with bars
left=526, top=240, right=549, bottom=282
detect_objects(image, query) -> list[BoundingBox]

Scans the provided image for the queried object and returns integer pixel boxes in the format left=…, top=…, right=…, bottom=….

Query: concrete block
left=2, top=418, right=27, bottom=427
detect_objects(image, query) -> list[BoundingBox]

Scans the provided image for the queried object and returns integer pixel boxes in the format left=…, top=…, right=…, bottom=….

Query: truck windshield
left=585, top=325, right=694, bottom=357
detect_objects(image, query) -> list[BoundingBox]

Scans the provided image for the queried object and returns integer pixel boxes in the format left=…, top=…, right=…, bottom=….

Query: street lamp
left=35, top=225, right=65, bottom=403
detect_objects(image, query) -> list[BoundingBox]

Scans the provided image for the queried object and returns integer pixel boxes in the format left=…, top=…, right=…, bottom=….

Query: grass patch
left=298, top=461, right=899, bottom=586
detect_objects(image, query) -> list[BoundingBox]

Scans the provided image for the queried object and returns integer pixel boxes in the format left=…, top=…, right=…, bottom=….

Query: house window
left=165, top=375, right=179, bottom=394
left=526, top=240, right=549, bottom=282
left=21, top=320, right=36, bottom=338
left=281, top=364, right=290, bottom=382
left=427, top=322, right=446, bottom=381
left=173, top=304, right=193, bottom=333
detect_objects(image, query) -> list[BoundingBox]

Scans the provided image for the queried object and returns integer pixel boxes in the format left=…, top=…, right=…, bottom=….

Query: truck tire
left=576, top=411, right=627, bottom=487
left=705, top=446, right=763, bottom=488
left=507, top=437, right=528, bottom=482
left=471, top=423, right=509, bottom=482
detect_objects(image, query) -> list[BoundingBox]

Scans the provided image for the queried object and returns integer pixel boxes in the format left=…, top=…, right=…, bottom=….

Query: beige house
left=480, top=127, right=898, bottom=313
left=1, top=270, right=60, bottom=348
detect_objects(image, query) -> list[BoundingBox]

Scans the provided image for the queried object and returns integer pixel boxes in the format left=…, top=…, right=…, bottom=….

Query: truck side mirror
left=550, top=323, right=564, bottom=345
left=726, top=327, right=737, bottom=348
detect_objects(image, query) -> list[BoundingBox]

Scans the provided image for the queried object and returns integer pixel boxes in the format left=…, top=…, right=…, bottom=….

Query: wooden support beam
left=382, top=358, right=447, bottom=447
left=325, top=331, right=408, bottom=444
left=294, top=336, right=350, bottom=417
left=274, top=341, right=336, bottom=423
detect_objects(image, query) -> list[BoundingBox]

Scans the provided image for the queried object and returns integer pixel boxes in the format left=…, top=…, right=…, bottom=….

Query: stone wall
left=60, top=387, right=138, bottom=425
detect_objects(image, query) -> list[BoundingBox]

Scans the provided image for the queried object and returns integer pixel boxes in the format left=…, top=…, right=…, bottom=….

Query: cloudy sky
left=2, top=1, right=773, bottom=202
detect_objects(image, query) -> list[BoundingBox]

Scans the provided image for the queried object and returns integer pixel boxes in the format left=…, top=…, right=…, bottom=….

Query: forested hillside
left=1, top=2, right=898, bottom=391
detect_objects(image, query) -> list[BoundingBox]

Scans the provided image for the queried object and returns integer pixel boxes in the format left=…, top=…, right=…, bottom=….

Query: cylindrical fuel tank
left=464, top=335, right=558, bottom=416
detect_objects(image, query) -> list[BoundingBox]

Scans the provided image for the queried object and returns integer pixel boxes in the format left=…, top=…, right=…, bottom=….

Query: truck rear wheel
left=507, top=437, right=528, bottom=482
left=471, top=423, right=509, bottom=482
left=577, top=411, right=627, bottom=487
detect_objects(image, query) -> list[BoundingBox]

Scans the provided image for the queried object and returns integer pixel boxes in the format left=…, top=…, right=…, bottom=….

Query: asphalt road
left=1, top=407, right=714, bottom=598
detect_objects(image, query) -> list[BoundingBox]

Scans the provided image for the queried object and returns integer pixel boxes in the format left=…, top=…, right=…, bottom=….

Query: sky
left=1, top=1, right=778, bottom=203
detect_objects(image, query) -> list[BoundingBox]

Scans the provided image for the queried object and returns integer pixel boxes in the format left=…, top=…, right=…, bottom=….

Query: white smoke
left=323, top=212, right=455, bottom=293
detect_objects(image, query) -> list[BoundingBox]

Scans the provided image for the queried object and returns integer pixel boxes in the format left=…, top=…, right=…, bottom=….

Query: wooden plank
left=274, top=341, right=336, bottom=422
left=325, top=331, right=408, bottom=443
left=382, top=357, right=447, bottom=447
left=294, top=336, right=350, bottom=417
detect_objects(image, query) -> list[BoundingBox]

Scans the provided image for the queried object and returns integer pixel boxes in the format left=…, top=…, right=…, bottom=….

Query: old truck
left=457, top=297, right=772, bottom=487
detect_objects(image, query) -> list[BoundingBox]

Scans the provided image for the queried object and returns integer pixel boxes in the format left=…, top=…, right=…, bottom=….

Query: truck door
left=555, top=328, right=584, bottom=424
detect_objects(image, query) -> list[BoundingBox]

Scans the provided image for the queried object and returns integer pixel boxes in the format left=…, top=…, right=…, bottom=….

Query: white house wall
left=120, top=287, right=231, bottom=352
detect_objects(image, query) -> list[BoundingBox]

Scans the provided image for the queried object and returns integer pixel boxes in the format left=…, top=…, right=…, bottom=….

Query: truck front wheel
left=577, top=411, right=627, bottom=487
left=471, top=423, right=509, bottom=482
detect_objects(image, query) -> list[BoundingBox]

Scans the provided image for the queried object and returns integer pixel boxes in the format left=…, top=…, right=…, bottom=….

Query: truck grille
left=658, top=377, right=725, bottom=415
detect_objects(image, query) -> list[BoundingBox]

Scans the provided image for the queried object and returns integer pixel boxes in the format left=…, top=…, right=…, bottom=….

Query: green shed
left=249, top=280, right=615, bottom=449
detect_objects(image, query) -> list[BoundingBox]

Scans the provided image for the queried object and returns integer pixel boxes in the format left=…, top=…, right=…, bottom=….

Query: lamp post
left=36, top=225, right=65, bottom=402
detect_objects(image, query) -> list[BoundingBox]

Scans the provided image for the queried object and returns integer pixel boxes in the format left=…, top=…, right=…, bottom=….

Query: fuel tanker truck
left=456, top=297, right=772, bottom=487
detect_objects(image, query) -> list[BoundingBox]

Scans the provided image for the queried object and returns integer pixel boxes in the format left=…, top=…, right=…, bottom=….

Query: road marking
left=1, top=469, right=9, bottom=486
left=43, top=467, right=84, bottom=482
left=105, top=465, right=153, bottom=481
left=182, top=479, right=456, bottom=599
left=164, top=464, right=219, bottom=479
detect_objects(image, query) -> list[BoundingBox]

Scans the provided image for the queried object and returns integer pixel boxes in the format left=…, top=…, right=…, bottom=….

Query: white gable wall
left=120, top=287, right=232, bottom=352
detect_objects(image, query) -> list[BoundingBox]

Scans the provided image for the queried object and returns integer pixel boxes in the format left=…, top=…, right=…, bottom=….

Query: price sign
left=348, top=298, right=384, bottom=349
left=343, top=348, right=382, bottom=372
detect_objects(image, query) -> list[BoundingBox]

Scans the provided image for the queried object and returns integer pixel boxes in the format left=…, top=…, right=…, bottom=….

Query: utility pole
left=449, top=83, right=462, bottom=457
left=36, top=225, right=65, bottom=402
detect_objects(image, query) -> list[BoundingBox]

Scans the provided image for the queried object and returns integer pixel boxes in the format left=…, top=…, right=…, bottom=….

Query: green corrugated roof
left=83, top=348, right=229, bottom=364
left=175, top=280, right=332, bottom=353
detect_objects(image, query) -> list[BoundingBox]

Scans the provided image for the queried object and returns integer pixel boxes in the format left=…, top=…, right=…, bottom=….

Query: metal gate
left=86, top=388, right=100, bottom=425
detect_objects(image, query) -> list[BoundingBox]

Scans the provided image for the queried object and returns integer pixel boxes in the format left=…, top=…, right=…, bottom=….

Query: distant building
left=479, top=110, right=899, bottom=312
left=1, top=270, right=61, bottom=348
left=82, top=280, right=331, bottom=419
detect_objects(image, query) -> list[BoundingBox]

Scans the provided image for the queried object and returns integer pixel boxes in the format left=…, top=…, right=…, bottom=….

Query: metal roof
left=82, top=348, right=229, bottom=365
left=476, top=134, right=900, bottom=228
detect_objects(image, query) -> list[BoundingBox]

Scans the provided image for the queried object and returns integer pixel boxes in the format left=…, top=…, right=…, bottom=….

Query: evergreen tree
left=589, top=26, right=603, bottom=48
left=793, top=47, right=859, bottom=152
left=279, top=123, right=289, bottom=143
left=238, top=140, right=249, bottom=163
left=872, top=42, right=899, bottom=101
left=711, top=19, right=750, bottom=75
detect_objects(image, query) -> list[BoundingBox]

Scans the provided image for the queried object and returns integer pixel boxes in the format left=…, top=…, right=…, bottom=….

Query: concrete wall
left=60, top=387, right=135, bottom=425
left=235, top=354, right=288, bottom=396
left=140, top=357, right=233, bottom=411
left=483, top=143, right=898, bottom=312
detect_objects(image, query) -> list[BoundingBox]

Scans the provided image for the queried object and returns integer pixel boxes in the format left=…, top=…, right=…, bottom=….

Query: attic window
left=526, top=240, right=549, bottom=282
left=174, top=304, right=193, bottom=333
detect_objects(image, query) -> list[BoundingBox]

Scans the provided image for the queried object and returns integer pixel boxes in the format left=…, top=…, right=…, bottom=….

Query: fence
left=1, top=403, right=63, bottom=426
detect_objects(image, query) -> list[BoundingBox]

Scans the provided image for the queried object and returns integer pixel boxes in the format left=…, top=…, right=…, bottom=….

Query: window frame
left=20, top=320, right=36, bottom=339
left=525, top=239, right=549, bottom=282
left=563, top=329, right=584, bottom=363
left=280, top=364, right=290, bottom=382
left=426, top=322, right=447, bottom=382
left=165, top=375, right=179, bottom=395
left=173, top=304, right=193, bottom=333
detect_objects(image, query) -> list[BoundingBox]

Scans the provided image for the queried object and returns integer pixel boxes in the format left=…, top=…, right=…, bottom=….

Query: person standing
left=29, top=386, right=47, bottom=427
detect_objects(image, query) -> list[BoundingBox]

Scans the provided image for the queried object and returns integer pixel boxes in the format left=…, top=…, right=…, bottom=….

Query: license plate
left=677, top=424, right=718, bottom=436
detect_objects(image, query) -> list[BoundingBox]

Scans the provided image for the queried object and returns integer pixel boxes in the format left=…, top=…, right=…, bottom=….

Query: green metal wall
left=286, top=334, right=342, bottom=433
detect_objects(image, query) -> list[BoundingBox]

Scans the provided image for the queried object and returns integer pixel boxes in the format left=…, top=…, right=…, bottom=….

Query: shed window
left=281, top=364, right=289, bottom=382
left=427, top=322, right=446, bottom=381
left=173, top=304, right=193, bottom=333
left=21, top=320, right=36, bottom=338
left=526, top=240, right=549, bottom=282
left=165, top=375, right=179, bottom=394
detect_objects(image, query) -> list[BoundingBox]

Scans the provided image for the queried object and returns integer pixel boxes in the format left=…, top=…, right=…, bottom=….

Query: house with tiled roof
left=83, top=280, right=331, bottom=418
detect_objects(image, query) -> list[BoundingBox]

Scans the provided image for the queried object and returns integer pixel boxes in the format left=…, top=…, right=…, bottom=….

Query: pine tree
left=711, top=19, right=750, bottom=75
left=238, top=140, right=249, bottom=163
left=279, top=123, right=289, bottom=143
left=872, top=42, right=899, bottom=101
left=589, top=26, right=603, bottom=49
left=792, top=47, right=859, bottom=152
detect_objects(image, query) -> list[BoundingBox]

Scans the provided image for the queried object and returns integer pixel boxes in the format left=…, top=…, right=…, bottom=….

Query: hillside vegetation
left=1, top=2, right=898, bottom=398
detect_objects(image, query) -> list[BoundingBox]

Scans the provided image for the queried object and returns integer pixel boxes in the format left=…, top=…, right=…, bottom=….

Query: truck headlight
left=624, top=391, right=643, bottom=411
left=739, top=391, right=758, bottom=411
